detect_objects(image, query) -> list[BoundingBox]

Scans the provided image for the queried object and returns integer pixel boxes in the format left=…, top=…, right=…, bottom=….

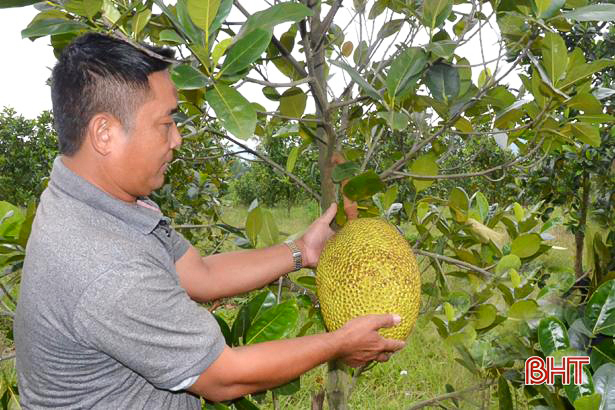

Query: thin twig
left=0, top=282, right=16, bottom=306
left=413, top=249, right=492, bottom=279
left=205, top=128, right=322, bottom=202
left=244, top=77, right=312, bottom=87
left=389, top=136, right=544, bottom=181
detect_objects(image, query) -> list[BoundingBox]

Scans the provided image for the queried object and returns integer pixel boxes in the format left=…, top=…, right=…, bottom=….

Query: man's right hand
left=333, top=314, right=406, bottom=367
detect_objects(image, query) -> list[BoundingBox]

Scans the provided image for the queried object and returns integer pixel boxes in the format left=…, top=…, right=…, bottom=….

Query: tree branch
left=204, top=128, right=322, bottom=202
left=407, top=382, right=495, bottom=410
left=413, top=249, right=493, bottom=280
left=244, top=77, right=312, bottom=88
left=313, top=0, right=343, bottom=52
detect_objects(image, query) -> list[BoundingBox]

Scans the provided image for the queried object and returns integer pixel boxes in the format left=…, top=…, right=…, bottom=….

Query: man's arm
left=175, top=204, right=337, bottom=302
left=188, top=314, right=405, bottom=402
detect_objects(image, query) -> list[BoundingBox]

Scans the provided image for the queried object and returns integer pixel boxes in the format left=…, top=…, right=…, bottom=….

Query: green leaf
left=21, top=18, right=87, bottom=39
left=0, top=202, right=25, bottom=239
left=426, top=40, right=457, bottom=59
left=573, top=394, right=602, bottom=410
left=187, top=0, right=220, bottom=35
left=563, top=3, right=615, bottom=21
left=576, top=114, right=615, bottom=123
left=286, top=147, right=299, bottom=173
left=449, top=187, right=469, bottom=213
left=205, top=84, right=257, bottom=139
left=330, top=60, right=381, bottom=101
left=498, top=376, right=513, bottom=410
left=159, top=29, right=184, bottom=44
left=496, top=255, right=522, bottom=274
left=377, top=19, right=404, bottom=39
left=387, top=47, right=428, bottom=99
left=583, top=280, right=615, bottom=336
left=564, top=364, right=594, bottom=404
left=513, top=202, right=525, bottom=222
left=376, top=111, right=409, bottom=131
left=593, top=363, right=615, bottom=409
left=279, top=87, right=307, bottom=118
left=221, top=29, right=272, bottom=76
left=474, top=304, right=497, bottom=329
left=569, top=122, right=601, bottom=147
left=171, top=65, right=208, bottom=90
left=473, top=192, right=489, bottom=223
left=65, top=0, right=103, bottom=18
left=294, top=276, right=316, bottom=292
left=212, top=38, right=232, bottom=68
left=131, top=7, right=151, bottom=37
left=568, top=93, right=603, bottom=115
left=422, top=0, right=453, bottom=29
left=273, top=377, right=300, bottom=396
left=212, top=313, right=232, bottom=345
left=509, top=300, right=539, bottom=320
left=0, top=0, right=40, bottom=8
left=233, top=397, right=260, bottom=410
left=332, top=162, right=361, bottom=183
left=382, top=185, right=398, bottom=211
left=538, top=317, right=570, bottom=356
left=175, top=0, right=204, bottom=45
left=246, top=299, right=299, bottom=344
left=239, top=3, right=313, bottom=39
left=511, top=234, right=542, bottom=258
left=542, top=32, right=568, bottom=85
left=18, top=202, right=36, bottom=248
left=590, top=339, right=615, bottom=372
left=353, top=40, right=369, bottom=66
left=245, top=206, right=263, bottom=247
left=231, top=290, right=276, bottom=345
left=410, top=153, right=439, bottom=192
left=209, top=0, right=232, bottom=35
left=425, top=62, right=460, bottom=103
left=561, top=59, right=615, bottom=90
left=478, top=67, right=492, bottom=88
left=260, top=210, right=279, bottom=247
left=533, top=0, right=565, bottom=19
left=343, top=170, right=386, bottom=201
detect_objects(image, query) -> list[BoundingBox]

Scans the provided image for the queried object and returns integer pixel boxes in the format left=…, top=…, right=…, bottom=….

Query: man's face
left=109, top=70, right=182, bottom=199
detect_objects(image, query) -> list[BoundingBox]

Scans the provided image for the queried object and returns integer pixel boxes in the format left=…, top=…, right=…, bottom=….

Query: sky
left=0, top=3, right=513, bottom=121
left=0, top=6, right=56, bottom=118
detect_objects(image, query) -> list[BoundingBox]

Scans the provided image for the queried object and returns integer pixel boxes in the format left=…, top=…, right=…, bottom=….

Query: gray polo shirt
left=14, top=157, right=225, bottom=409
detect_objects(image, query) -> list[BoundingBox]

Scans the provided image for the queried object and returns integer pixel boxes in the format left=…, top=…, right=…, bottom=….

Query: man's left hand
left=295, top=204, right=338, bottom=268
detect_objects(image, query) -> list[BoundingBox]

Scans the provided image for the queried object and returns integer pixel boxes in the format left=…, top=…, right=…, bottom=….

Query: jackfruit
left=316, top=218, right=421, bottom=340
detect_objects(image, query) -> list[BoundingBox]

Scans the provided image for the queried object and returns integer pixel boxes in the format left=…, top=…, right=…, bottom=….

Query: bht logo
left=525, top=356, right=591, bottom=385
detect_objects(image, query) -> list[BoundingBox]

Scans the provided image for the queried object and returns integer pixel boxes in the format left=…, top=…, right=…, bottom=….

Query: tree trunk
left=326, top=360, right=351, bottom=410
left=574, top=170, right=591, bottom=279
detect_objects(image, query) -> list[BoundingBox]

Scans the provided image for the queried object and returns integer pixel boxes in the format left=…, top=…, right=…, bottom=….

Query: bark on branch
left=204, top=128, right=321, bottom=202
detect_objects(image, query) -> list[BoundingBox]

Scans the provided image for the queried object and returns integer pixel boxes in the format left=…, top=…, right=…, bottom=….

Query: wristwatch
left=284, top=239, right=303, bottom=271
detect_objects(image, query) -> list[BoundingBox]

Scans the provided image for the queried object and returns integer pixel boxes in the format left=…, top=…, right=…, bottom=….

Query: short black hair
left=51, top=33, right=175, bottom=155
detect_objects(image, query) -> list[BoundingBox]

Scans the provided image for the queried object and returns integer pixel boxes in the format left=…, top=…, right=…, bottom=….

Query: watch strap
left=284, top=239, right=303, bottom=272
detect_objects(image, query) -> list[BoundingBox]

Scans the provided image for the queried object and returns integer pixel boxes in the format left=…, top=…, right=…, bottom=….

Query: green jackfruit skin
left=316, top=218, right=421, bottom=340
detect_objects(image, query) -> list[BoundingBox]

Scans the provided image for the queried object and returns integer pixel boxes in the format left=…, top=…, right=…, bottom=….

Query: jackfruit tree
left=3, top=0, right=615, bottom=408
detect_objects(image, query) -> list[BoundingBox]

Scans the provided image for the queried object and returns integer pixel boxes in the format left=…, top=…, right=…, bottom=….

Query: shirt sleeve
left=169, top=228, right=190, bottom=262
left=72, top=258, right=225, bottom=390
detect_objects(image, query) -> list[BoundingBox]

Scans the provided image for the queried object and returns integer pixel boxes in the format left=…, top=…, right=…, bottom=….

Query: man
left=14, top=33, right=405, bottom=409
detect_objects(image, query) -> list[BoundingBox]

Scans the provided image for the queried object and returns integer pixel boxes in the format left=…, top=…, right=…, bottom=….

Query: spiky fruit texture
left=316, top=218, right=421, bottom=340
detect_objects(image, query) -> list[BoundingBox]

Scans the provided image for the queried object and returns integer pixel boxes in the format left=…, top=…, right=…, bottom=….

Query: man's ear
left=87, top=113, right=120, bottom=156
